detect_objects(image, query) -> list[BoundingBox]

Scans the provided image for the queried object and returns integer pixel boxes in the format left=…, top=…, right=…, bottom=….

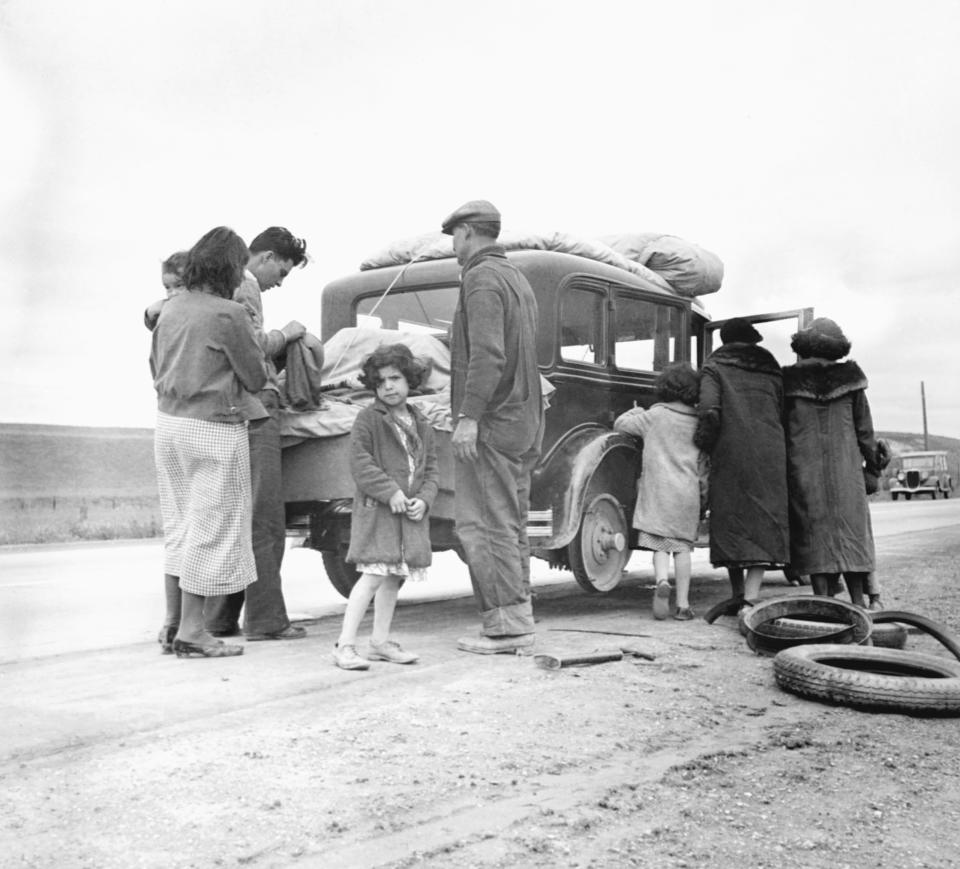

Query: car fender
left=532, top=424, right=639, bottom=551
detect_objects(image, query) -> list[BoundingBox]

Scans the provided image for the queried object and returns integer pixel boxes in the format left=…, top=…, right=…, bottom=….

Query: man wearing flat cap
left=442, top=199, right=543, bottom=654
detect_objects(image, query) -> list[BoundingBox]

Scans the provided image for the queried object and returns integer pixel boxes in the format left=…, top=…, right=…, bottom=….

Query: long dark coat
left=346, top=400, right=439, bottom=568
left=782, top=359, right=877, bottom=575
left=695, top=342, right=789, bottom=567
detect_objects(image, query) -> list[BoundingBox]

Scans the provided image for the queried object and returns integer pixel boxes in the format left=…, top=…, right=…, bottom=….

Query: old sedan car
left=889, top=450, right=954, bottom=500
left=282, top=241, right=811, bottom=596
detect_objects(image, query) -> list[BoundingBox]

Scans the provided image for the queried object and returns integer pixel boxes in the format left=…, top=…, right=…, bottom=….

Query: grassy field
left=0, top=422, right=957, bottom=545
left=0, top=423, right=160, bottom=545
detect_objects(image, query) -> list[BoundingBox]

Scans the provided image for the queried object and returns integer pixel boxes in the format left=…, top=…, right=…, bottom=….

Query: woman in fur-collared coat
left=695, top=318, right=790, bottom=602
left=781, top=317, right=880, bottom=606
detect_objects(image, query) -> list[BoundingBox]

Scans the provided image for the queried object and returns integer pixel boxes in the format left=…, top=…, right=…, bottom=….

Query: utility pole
left=921, top=381, right=928, bottom=450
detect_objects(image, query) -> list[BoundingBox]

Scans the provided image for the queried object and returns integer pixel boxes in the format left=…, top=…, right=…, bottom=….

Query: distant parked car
left=888, top=451, right=954, bottom=500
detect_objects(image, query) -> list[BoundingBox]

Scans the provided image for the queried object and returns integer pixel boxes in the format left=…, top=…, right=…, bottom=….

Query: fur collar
left=782, top=360, right=868, bottom=400
left=706, top=342, right=781, bottom=375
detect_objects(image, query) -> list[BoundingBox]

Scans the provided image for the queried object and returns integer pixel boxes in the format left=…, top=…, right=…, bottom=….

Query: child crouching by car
left=614, top=363, right=707, bottom=621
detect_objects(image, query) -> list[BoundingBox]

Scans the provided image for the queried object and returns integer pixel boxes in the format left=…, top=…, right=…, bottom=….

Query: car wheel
left=568, top=493, right=629, bottom=593
left=322, top=549, right=361, bottom=598
left=891, top=493, right=899, bottom=501
left=905, top=492, right=912, bottom=501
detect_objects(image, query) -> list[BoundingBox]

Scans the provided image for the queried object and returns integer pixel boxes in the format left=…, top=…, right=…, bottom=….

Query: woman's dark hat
left=719, top=317, right=763, bottom=344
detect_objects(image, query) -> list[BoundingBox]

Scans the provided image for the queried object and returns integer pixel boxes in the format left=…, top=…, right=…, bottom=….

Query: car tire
left=891, top=493, right=899, bottom=501
left=740, top=596, right=873, bottom=656
left=568, top=493, right=629, bottom=593
left=322, top=549, right=361, bottom=598
left=773, top=645, right=960, bottom=714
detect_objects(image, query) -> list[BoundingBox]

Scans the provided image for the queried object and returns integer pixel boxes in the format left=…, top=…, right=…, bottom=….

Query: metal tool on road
left=534, top=644, right=657, bottom=669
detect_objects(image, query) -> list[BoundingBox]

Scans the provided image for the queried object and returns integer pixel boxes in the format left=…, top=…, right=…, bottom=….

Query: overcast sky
left=2, top=0, right=958, bottom=436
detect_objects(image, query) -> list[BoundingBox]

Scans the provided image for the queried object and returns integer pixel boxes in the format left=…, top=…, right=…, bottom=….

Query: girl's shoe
left=652, top=581, right=671, bottom=620
left=673, top=607, right=695, bottom=621
left=333, top=644, right=370, bottom=671
left=172, top=638, right=243, bottom=658
left=158, top=625, right=177, bottom=655
left=368, top=640, right=419, bottom=664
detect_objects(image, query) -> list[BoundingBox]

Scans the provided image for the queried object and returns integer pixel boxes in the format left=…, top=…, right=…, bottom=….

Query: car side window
left=613, top=294, right=683, bottom=372
left=560, top=286, right=605, bottom=366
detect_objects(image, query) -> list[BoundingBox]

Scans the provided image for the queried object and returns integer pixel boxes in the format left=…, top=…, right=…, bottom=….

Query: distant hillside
left=0, top=423, right=957, bottom=500
left=0, top=423, right=157, bottom=498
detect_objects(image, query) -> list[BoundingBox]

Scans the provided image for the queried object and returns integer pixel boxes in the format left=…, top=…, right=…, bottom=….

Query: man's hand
left=280, top=320, right=307, bottom=343
left=388, top=490, right=408, bottom=514
left=451, top=417, right=479, bottom=462
left=405, top=497, right=427, bottom=522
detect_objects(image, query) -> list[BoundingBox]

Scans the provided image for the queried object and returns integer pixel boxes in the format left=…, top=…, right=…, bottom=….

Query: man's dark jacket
left=451, top=244, right=542, bottom=454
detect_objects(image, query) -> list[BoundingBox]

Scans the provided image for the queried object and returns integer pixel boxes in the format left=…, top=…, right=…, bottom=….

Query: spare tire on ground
left=736, top=606, right=908, bottom=649
left=773, top=644, right=960, bottom=714
left=740, top=596, right=872, bottom=656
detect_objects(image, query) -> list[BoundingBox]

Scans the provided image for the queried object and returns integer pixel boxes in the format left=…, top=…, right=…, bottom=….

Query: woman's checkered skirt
left=155, top=412, right=256, bottom=596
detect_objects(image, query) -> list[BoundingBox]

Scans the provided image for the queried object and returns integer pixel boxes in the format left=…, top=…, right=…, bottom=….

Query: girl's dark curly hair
left=655, top=361, right=700, bottom=406
left=182, top=227, right=249, bottom=299
left=360, top=343, right=426, bottom=391
left=790, top=330, right=851, bottom=361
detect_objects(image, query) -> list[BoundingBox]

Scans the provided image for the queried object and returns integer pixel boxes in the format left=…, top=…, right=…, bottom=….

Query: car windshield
left=356, top=286, right=459, bottom=338
left=901, top=456, right=935, bottom=470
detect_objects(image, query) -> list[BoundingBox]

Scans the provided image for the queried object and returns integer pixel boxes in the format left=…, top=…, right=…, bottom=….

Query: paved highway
left=1, top=498, right=957, bottom=664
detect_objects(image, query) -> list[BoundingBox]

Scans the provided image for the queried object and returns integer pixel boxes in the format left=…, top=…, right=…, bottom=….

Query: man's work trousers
left=205, top=407, right=291, bottom=636
left=454, top=440, right=537, bottom=636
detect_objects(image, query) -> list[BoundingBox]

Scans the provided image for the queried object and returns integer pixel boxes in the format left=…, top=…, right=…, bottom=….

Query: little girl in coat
left=333, top=344, right=439, bottom=670
left=614, top=363, right=707, bottom=620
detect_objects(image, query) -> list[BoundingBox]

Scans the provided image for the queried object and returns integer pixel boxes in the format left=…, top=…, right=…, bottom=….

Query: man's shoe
left=368, top=640, right=419, bottom=664
left=209, top=626, right=240, bottom=638
left=333, top=644, right=370, bottom=671
left=457, top=633, right=535, bottom=655
left=246, top=625, right=307, bottom=641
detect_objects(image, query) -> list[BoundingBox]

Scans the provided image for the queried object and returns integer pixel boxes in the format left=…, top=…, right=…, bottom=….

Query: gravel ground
left=3, top=524, right=960, bottom=868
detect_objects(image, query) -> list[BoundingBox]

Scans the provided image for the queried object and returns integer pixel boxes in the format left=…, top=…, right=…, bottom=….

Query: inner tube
left=741, top=596, right=872, bottom=656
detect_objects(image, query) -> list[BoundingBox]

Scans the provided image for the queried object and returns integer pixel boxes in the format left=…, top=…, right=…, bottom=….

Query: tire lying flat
left=773, top=644, right=960, bottom=714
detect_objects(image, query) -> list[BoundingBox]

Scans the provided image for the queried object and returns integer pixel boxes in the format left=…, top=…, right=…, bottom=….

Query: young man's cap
left=440, top=199, right=501, bottom=235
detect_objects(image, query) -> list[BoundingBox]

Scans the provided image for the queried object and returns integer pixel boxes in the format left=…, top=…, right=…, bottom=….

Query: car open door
left=704, top=308, right=814, bottom=367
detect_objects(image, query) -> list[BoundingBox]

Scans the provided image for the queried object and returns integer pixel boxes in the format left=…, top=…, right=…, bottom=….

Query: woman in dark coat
left=782, top=317, right=880, bottom=606
left=695, top=318, right=789, bottom=602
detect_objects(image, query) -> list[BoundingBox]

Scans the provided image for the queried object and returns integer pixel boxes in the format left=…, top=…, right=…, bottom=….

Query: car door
left=703, top=308, right=815, bottom=366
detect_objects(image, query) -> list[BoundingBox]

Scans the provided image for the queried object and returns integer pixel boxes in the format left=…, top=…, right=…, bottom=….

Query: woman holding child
left=151, top=226, right=266, bottom=658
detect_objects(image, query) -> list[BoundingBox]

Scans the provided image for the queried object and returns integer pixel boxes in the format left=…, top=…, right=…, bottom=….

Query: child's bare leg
left=674, top=551, right=692, bottom=610
left=743, top=566, right=765, bottom=601
left=371, top=575, right=402, bottom=645
left=652, top=551, right=670, bottom=584
left=652, top=551, right=671, bottom=619
left=338, top=573, right=381, bottom=647
left=843, top=571, right=867, bottom=608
